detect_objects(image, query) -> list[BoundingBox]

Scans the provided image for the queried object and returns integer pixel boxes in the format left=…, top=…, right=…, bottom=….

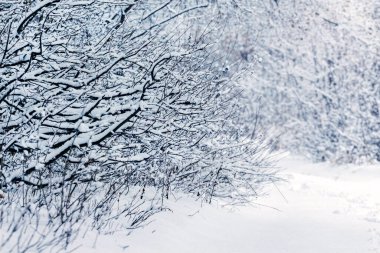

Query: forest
left=0, top=0, right=379, bottom=252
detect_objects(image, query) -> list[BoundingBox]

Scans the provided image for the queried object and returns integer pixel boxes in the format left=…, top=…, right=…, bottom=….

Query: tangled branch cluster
left=0, top=1, right=276, bottom=251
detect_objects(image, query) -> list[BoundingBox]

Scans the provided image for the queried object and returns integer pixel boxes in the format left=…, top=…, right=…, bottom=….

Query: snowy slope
left=78, top=155, right=380, bottom=253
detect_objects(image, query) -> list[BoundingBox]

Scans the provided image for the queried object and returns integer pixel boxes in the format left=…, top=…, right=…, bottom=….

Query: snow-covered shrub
left=0, top=1, right=276, bottom=251
left=245, top=0, right=380, bottom=163
left=186, top=0, right=265, bottom=72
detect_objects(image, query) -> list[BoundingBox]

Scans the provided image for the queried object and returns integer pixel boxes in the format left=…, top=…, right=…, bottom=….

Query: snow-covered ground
left=79, top=155, right=380, bottom=253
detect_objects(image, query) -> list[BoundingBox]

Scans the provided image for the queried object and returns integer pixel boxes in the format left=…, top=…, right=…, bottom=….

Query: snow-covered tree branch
left=0, top=1, right=276, bottom=251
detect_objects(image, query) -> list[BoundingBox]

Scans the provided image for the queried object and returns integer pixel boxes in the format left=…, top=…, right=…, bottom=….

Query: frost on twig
left=0, top=0, right=276, bottom=252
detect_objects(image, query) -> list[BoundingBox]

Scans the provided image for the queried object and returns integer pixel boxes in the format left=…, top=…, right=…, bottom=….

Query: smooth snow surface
left=80, top=155, right=380, bottom=253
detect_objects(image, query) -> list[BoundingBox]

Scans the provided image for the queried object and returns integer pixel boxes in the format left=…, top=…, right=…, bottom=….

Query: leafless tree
left=0, top=1, right=276, bottom=252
